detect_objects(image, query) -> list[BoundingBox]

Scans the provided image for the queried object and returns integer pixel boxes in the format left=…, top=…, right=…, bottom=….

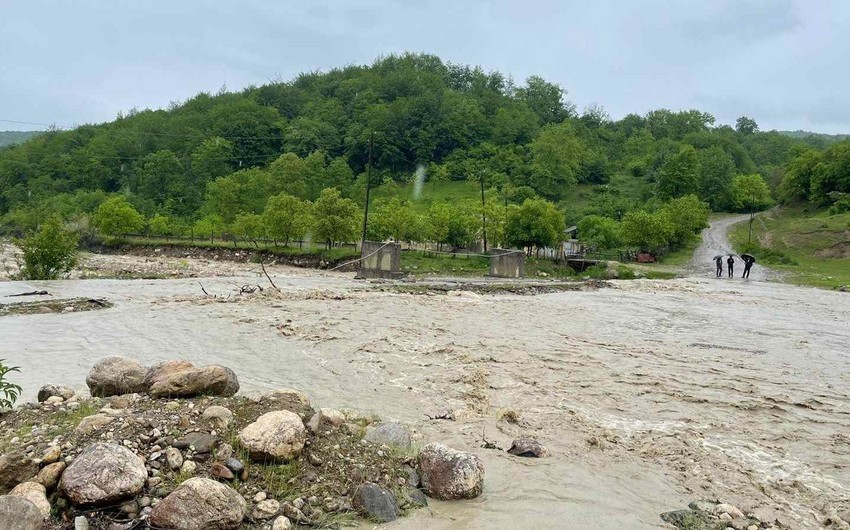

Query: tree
left=203, top=168, right=269, bottom=223
left=14, top=217, right=78, bottom=279
left=779, top=149, right=821, bottom=203
left=735, top=116, right=759, bottom=135
left=660, top=195, right=709, bottom=248
left=577, top=215, right=621, bottom=249
left=516, top=76, right=573, bottom=124
left=262, top=193, right=312, bottom=245
left=193, top=214, right=224, bottom=243
left=134, top=150, right=185, bottom=209
left=231, top=213, right=266, bottom=246
left=427, top=201, right=477, bottom=250
left=370, top=197, right=418, bottom=242
left=697, top=146, right=735, bottom=211
left=504, top=198, right=564, bottom=254
left=313, top=188, right=360, bottom=247
left=731, top=174, right=773, bottom=211
left=620, top=210, right=674, bottom=253
left=148, top=213, right=172, bottom=236
left=191, top=137, right=234, bottom=185
left=527, top=122, right=586, bottom=199
left=93, top=196, right=144, bottom=237
left=267, top=153, right=308, bottom=198
left=810, top=140, right=850, bottom=206
left=657, top=145, right=699, bottom=200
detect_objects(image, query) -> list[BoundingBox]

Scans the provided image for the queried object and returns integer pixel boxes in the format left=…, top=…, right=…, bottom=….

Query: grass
left=371, top=180, right=481, bottom=213
left=729, top=205, right=850, bottom=289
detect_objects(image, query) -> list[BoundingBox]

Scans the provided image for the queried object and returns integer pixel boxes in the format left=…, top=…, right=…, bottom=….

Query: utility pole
left=360, top=132, right=374, bottom=251
left=480, top=170, right=487, bottom=253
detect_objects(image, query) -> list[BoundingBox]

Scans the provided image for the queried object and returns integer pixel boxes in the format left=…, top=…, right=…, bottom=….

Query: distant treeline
left=1, top=53, right=846, bottom=242
left=0, top=130, right=42, bottom=148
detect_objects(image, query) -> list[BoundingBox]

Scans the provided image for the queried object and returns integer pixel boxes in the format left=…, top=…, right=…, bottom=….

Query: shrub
left=0, top=360, right=22, bottom=410
left=14, top=217, right=79, bottom=280
left=738, top=242, right=798, bottom=265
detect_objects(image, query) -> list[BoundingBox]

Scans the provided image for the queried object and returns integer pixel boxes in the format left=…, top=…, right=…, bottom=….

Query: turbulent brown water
left=1, top=220, right=848, bottom=529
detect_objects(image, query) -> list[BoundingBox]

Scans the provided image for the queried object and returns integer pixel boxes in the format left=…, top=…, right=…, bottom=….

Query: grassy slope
left=729, top=205, right=850, bottom=289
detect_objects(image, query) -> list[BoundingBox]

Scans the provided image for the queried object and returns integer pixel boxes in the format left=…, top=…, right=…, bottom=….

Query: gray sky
left=2, top=0, right=848, bottom=134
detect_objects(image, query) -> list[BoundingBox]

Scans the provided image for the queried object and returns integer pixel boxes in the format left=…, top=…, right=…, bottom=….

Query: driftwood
left=425, top=411, right=453, bottom=421
left=479, top=428, right=500, bottom=450
left=6, top=290, right=50, bottom=297
left=259, top=258, right=279, bottom=291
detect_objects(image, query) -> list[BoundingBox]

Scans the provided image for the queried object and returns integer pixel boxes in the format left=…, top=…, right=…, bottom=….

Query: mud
left=1, top=221, right=849, bottom=529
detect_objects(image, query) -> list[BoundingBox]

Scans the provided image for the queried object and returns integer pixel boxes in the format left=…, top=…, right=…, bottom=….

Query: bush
left=14, top=217, right=79, bottom=280
left=93, top=196, right=145, bottom=238
left=737, top=242, right=798, bottom=265
left=0, top=359, right=22, bottom=410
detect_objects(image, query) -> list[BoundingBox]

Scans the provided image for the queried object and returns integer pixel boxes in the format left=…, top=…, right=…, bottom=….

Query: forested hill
left=0, top=130, right=41, bottom=148
left=1, top=53, right=847, bottom=236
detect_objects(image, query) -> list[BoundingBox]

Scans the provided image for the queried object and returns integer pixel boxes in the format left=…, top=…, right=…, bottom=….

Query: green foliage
left=659, top=195, right=709, bottom=248
left=427, top=201, right=477, bottom=250
left=0, top=360, right=22, bottom=410
left=13, top=217, right=78, bottom=279
left=657, top=145, right=699, bottom=200
left=312, top=188, right=360, bottom=246
left=231, top=213, right=266, bottom=245
left=193, top=214, right=224, bottom=242
left=620, top=210, right=674, bottom=253
left=779, top=149, right=820, bottom=203
left=735, top=116, right=759, bottom=135
left=810, top=141, right=850, bottom=206
left=577, top=215, right=621, bottom=249
left=148, top=214, right=172, bottom=236
left=262, top=193, right=312, bottom=244
left=93, top=196, right=145, bottom=237
left=527, top=122, right=585, bottom=199
left=736, top=242, right=798, bottom=265
left=504, top=198, right=565, bottom=251
left=732, top=174, right=773, bottom=211
left=697, top=146, right=735, bottom=211
left=370, top=197, right=422, bottom=242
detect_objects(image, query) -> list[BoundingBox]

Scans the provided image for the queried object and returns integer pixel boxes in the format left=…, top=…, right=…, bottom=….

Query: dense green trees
left=93, top=196, right=144, bottom=237
left=14, top=217, right=78, bottom=279
left=732, top=174, right=773, bottom=211
left=505, top=198, right=565, bottom=254
left=263, top=193, right=312, bottom=245
left=312, top=188, right=360, bottom=247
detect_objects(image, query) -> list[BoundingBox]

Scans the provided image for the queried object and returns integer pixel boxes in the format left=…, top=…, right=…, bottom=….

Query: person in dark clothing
left=714, top=256, right=723, bottom=277
left=727, top=255, right=735, bottom=278
left=742, top=256, right=755, bottom=278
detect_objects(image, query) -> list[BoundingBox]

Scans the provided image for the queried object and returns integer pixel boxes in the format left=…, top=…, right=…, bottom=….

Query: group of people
left=714, top=254, right=756, bottom=279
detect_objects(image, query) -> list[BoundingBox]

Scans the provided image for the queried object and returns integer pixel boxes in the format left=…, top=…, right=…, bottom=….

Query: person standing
left=714, top=256, right=723, bottom=277
left=742, top=256, right=755, bottom=278
left=727, top=255, right=735, bottom=278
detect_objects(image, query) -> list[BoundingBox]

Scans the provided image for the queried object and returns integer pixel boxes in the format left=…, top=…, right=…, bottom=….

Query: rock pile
left=0, top=359, right=490, bottom=529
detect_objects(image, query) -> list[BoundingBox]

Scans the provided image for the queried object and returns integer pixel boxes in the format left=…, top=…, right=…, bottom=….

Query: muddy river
left=1, top=220, right=848, bottom=529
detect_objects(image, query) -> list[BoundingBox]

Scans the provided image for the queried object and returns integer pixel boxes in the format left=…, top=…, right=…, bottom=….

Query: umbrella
left=713, top=255, right=723, bottom=260
left=741, top=253, right=755, bottom=263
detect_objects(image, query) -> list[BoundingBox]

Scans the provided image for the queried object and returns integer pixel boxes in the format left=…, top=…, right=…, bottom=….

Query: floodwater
left=1, top=219, right=849, bottom=529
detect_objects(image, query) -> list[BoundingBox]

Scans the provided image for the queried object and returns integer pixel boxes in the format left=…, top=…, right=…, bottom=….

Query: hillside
left=2, top=52, right=844, bottom=263
left=0, top=130, right=41, bottom=147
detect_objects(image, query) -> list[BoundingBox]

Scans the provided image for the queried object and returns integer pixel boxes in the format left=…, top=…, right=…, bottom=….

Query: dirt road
left=689, top=214, right=768, bottom=281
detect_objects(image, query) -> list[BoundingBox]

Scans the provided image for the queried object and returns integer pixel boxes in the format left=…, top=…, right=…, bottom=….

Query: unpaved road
left=690, top=214, right=769, bottom=281
left=1, top=219, right=849, bottom=529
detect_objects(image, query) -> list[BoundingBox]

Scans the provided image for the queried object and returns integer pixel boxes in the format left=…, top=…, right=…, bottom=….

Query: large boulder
left=202, top=405, right=234, bottom=429
left=59, top=443, right=146, bottom=506
left=34, top=462, right=65, bottom=491
left=148, top=363, right=239, bottom=398
left=0, top=451, right=38, bottom=494
left=144, top=360, right=195, bottom=387
left=149, top=477, right=246, bottom=530
left=507, top=438, right=550, bottom=458
left=37, top=383, right=75, bottom=403
left=0, top=495, right=44, bottom=530
left=418, top=443, right=484, bottom=500
left=9, top=482, right=50, bottom=518
left=352, top=482, right=400, bottom=522
left=364, top=423, right=412, bottom=449
left=86, top=356, right=148, bottom=397
left=238, top=411, right=306, bottom=462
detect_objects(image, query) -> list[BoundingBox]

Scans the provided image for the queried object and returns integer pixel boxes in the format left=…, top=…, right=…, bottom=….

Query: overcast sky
left=2, top=0, right=848, bottom=134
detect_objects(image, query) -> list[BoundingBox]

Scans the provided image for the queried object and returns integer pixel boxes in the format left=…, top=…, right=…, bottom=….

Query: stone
left=254, top=492, right=267, bottom=502
left=210, top=462, right=234, bottom=481
left=0, top=451, right=38, bottom=494
left=507, top=438, right=550, bottom=458
left=407, top=487, right=428, bottom=507
left=165, top=447, right=183, bottom=471
left=176, top=432, right=218, bottom=454
left=148, top=364, right=239, bottom=398
left=59, top=443, right=146, bottom=506
left=363, top=423, right=412, bottom=449
left=272, top=515, right=292, bottom=530
left=202, top=405, right=234, bottom=429
left=0, top=495, right=44, bottom=530
left=37, top=383, right=75, bottom=403
left=264, top=388, right=312, bottom=416
left=224, top=458, right=244, bottom=475
left=74, top=413, right=114, bottom=435
left=144, top=360, right=195, bottom=387
left=418, top=443, right=484, bottom=500
left=351, top=482, right=400, bottom=523
left=149, top=477, right=246, bottom=530
left=75, top=515, right=90, bottom=530
left=34, top=462, right=66, bottom=490
left=404, top=465, right=420, bottom=488
left=180, top=460, right=197, bottom=476
left=45, top=396, right=65, bottom=405
left=238, top=411, right=306, bottom=462
left=253, top=498, right=280, bottom=520
left=306, top=408, right=345, bottom=434
left=86, top=356, right=148, bottom=397
left=9, top=482, right=50, bottom=518
left=714, top=503, right=745, bottom=520
left=41, top=446, right=61, bottom=464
